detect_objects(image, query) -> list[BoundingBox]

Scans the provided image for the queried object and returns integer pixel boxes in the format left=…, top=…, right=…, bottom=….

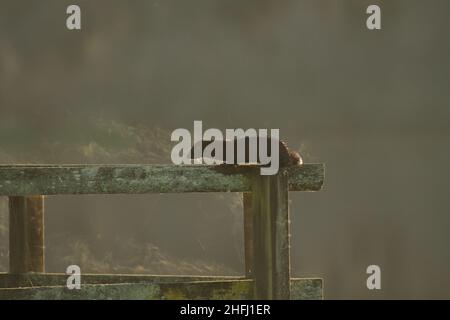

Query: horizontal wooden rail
left=0, top=164, right=324, bottom=195
left=0, top=277, right=322, bottom=300
left=0, top=273, right=245, bottom=288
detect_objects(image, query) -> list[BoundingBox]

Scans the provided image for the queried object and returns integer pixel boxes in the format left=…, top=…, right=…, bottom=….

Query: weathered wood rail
left=0, top=164, right=324, bottom=300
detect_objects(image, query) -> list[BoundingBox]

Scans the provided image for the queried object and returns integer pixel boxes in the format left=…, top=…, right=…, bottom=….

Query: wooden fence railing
left=0, top=163, right=324, bottom=300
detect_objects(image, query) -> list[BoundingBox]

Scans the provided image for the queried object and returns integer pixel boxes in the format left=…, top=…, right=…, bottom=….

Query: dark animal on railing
left=189, top=138, right=302, bottom=167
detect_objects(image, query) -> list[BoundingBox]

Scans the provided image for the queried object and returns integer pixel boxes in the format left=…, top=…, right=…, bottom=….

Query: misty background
left=1, top=0, right=450, bottom=299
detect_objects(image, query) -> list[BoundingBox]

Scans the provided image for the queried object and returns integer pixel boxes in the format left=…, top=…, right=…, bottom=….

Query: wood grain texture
left=0, top=273, right=244, bottom=288
left=252, top=170, right=290, bottom=300
left=0, top=164, right=324, bottom=195
left=243, top=192, right=254, bottom=278
left=0, top=278, right=322, bottom=300
left=9, top=196, right=44, bottom=274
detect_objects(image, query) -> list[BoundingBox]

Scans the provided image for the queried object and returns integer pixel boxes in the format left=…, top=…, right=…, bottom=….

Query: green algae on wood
left=0, top=278, right=322, bottom=300
left=290, top=278, right=323, bottom=300
left=0, top=273, right=245, bottom=288
left=0, top=281, right=249, bottom=300
left=0, top=164, right=324, bottom=195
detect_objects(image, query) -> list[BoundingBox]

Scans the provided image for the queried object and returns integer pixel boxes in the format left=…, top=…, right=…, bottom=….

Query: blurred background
left=1, top=0, right=450, bottom=299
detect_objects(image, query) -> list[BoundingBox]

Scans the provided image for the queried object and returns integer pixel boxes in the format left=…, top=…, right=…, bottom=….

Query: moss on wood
left=0, top=278, right=322, bottom=300
left=0, top=164, right=324, bottom=195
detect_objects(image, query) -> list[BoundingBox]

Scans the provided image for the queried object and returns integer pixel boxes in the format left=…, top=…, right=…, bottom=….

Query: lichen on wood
left=0, top=273, right=245, bottom=288
left=0, top=164, right=324, bottom=195
left=0, top=278, right=322, bottom=300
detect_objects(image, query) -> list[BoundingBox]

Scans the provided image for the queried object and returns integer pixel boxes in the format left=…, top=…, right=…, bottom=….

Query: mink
left=189, top=137, right=302, bottom=167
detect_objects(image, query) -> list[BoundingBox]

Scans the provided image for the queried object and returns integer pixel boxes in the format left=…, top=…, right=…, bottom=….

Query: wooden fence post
left=9, top=196, right=45, bottom=274
left=243, top=192, right=253, bottom=278
left=251, top=169, right=291, bottom=300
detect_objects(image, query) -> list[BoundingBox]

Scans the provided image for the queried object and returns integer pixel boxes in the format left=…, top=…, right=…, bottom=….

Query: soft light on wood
left=252, top=170, right=290, bottom=300
left=0, top=164, right=324, bottom=195
left=9, top=196, right=45, bottom=274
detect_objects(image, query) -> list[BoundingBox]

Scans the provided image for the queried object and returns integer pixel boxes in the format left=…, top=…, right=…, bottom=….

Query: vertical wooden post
left=9, top=196, right=45, bottom=274
left=243, top=192, right=253, bottom=278
left=252, top=170, right=291, bottom=300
